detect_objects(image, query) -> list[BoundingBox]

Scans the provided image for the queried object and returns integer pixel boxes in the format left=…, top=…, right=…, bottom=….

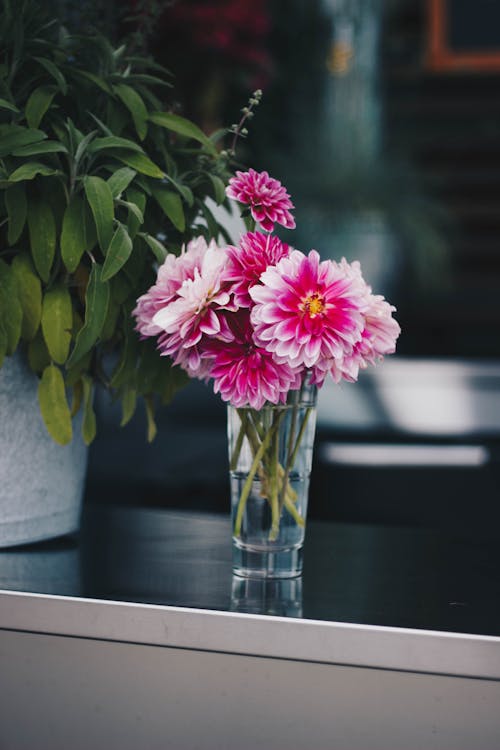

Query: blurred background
left=63, top=0, right=500, bottom=529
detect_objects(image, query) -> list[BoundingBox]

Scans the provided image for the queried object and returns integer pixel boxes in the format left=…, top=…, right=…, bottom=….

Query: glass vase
left=227, top=378, right=317, bottom=578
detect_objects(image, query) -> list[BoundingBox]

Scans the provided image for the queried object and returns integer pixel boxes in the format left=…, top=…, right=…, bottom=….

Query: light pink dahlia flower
left=151, top=240, right=234, bottom=378
left=204, top=311, right=301, bottom=409
left=340, top=294, right=401, bottom=382
left=133, top=236, right=215, bottom=338
left=226, top=168, right=295, bottom=232
left=250, top=250, right=367, bottom=371
left=223, top=231, right=290, bottom=308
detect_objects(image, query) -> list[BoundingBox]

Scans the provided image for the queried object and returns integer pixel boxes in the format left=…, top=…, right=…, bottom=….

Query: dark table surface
left=0, top=501, right=499, bottom=638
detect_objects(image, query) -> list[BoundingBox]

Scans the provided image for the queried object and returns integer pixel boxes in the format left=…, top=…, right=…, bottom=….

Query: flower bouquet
left=134, top=168, right=400, bottom=577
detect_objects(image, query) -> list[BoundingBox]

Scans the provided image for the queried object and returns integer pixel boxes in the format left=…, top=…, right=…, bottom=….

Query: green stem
left=233, top=411, right=285, bottom=538
left=230, top=410, right=248, bottom=471
left=284, top=495, right=306, bottom=527
left=289, top=407, right=313, bottom=469
left=268, top=413, right=281, bottom=540
left=279, top=390, right=300, bottom=514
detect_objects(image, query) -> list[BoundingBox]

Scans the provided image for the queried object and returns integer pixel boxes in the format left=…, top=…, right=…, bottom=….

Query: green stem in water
left=233, top=411, right=285, bottom=538
left=268, top=412, right=281, bottom=540
left=230, top=410, right=248, bottom=471
left=289, top=406, right=313, bottom=469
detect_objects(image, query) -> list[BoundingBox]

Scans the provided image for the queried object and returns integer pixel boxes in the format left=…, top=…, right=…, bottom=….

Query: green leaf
left=144, top=395, right=157, bottom=442
left=11, top=140, right=68, bottom=156
left=114, top=150, right=164, bottom=178
left=114, top=83, right=148, bottom=140
left=88, top=136, right=144, bottom=154
left=25, top=85, right=57, bottom=129
left=9, top=162, right=59, bottom=181
left=120, top=386, right=137, bottom=426
left=138, top=232, right=168, bottom=263
left=117, top=198, right=143, bottom=225
left=27, top=198, right=56, bottom=282
left=11, top=252, right=42, bottom=340
left=0, top=98, right=19, bottom=112
left=151, top=187, right=185, bottom=232
left=81, top=375, right=96, bottom=445
left=110, top=323, right=138, bottom=388
left=33, top=56, right=68, bottom=94
left=38, top=364, right=72, bottom=445
left=165, top=177, right=194, bottom=207
left=5, top=182, right=27, bottom=244
left=101, top=222, right=133, bottom=281
left=84, top=175, right=114, bottom=253
left=70, top=68, right=112, bottom=93
left=107, top=167, right=137, bottom=198
left=28, top=328, right=51, bottom=373
left=100, top=296, right=120, bottom=342
left=61, top=194, right=88, bottom=272
left=66, top=263, right=110, bottom=367
left=71, top=379, right=83, bottom=417
left=0, top=127, right=47, bottom=158
left=41, top=285, right=72, bottom=364
left=149, top=111, right=216, bottom=152
left=0, top=323, right=7, bottom=368
left=0, top=260, right=22, bottom=354
left=125, top=187, right=146, bottom=238
left=208, top=174, right=227, bottom=205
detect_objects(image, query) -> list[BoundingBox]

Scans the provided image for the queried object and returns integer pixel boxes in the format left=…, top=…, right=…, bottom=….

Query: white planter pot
left=0, top=353, right=88, bottom=548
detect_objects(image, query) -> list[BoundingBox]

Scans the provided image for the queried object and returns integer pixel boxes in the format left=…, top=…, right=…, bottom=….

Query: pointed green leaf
left=0, top=98, right=18, bottom=112
left=70, top=68, right=112, bottom=93
left=125, top=187, right=146, bottom=238
left=0, top=128, right=46, bottom=158
left=84, top=175, right=114, bottom=252
left=25, top=85, right=57, bottom=129
left=5, top=183, right=27, bottom=244
left=0, top=259, right=22, bottom=355
left=144, top=395, right=157, bottom=442
left=100, top=297, right=120, bottom=342
left=149, top=111, right=216, bottom=152
left=120, top=386, right=137, bottom=426
left=165, top=176, right=194, bottom=207
left=27, top=328, right=51, bottom=373
left=9, top=162, right=59, bottom=181
left=88, top=136, right=144, bottom=154
left=151, top=187, right=185, bottom=232
left=114, top=83, right=148, bottom=140
left=12, top=140, right=68, bottom=157
left=107, top=167, right=137, bottom=198
left=41, top=285, right=72, bottom=364
left=66, top=263, right=110, bottom=367
left=208, top=174, right=227, bottom=205
left=81, top=375, right=96, bottom=445
left=11, top=253, right=42, bottom=340
left=27, top=198, right=56, bottom=282
left=114, top=151, right=164, bottom=178
left=101, top=222, right=133, bottom=281
left=38, top=364, right=72, bottom=445
left=117, top=199, right=143, bottom=225
left=0, top=323, right=7, bottom=368
left=33, top=56, right=68, bottom=94
left=138, top=232, right=168, bottom=263
left=110, top=324, right=138, bottom=388
left=61, top=194, right=92, bottom=272
left=70, top=379, right=83, bottom=417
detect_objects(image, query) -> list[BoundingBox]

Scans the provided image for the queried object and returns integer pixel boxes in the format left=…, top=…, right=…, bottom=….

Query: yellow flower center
left=300, top=292, right=325, bottom=318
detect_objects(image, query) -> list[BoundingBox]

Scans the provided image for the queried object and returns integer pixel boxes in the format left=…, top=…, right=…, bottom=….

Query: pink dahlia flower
left=204, top=311, right=301, bottom=409
left=226, top=168, right=295, bottom=232
left=250, top=250, right=367, bottom=371
left=133, top=236, right=214, bottom=338
left=151, top=240, right=234, bottom=378
left=223, top=231, right=290, bottom=307
left=340, top=294, right=401, bottom=382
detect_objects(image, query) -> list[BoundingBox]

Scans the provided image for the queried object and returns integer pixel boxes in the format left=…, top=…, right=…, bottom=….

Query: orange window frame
left=428, top=0, right=500, bottom=72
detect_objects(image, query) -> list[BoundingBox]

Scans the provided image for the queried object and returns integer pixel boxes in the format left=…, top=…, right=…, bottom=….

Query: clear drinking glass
left=227, top=378, right=317, bottom=578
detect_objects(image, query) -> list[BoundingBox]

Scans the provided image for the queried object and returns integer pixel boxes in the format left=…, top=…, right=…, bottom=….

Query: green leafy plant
left=0, top=0, right=234, bottom=445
